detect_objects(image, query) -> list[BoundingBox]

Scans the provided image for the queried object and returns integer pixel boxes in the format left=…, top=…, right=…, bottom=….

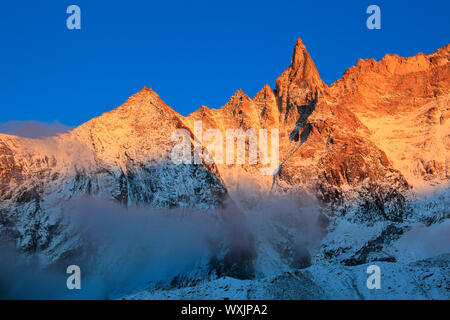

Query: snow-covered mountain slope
left=0, top=87, right=228, bottom=263
left=123, top=254, right=450, bottom=300
left=0, top=38, right=448, bottom=299
left=122, top=185, right=449, bottom=300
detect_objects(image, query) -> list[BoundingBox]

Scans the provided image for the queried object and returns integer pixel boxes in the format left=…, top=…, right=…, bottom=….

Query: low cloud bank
left=396, top=220, right=450, bottom=261
left=0, top=191, right=325, bottom=299
left=0, top=120, right=73, bottom=138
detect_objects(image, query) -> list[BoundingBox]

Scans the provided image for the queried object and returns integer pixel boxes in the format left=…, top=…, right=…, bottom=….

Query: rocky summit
left=0, top=38, right=448, bottom=299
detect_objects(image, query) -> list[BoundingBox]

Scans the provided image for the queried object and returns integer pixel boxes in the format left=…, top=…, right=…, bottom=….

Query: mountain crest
left=284, top=38, right=326, bottom=91
left=229, top=88, right=251, bottom=101
left=253, top=84, right=279, bottom=126
left=222, top=89, right=253, bottom=110
left=276, top=38, right=327, bottom=116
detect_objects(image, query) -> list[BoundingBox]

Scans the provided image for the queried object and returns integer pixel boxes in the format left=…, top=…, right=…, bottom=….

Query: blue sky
left=0, top=0, right=448, bottom=127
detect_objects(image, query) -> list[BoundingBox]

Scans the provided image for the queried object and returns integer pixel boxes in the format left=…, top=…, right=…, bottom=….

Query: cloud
left=0, top=191, right=325, bottom=299
left=0, top=120, right=73, bottom=138
left=0, top=198, right=223, bottom=299
left=396, top=220, right=450, bottom=261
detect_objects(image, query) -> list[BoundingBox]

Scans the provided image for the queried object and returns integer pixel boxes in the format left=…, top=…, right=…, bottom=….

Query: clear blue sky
left=0, top=0, right=448, bottom=126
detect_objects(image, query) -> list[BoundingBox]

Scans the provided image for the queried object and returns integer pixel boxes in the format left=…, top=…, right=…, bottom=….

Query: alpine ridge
left=0, top=38, right=448, bottom=300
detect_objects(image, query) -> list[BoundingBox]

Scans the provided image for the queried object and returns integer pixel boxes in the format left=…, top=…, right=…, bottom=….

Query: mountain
left=0, top=38, right=448, bottom=299
left=330, top=45, right=449, bottom=188
left=0, top=87, right=228, bottom=259
left=188, top=38, right=412, bottom=222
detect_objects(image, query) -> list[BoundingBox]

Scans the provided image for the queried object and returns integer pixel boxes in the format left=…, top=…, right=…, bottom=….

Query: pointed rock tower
left=253, top=84, right=279, bottom=128
left=275, top=38, right=327, bottom=119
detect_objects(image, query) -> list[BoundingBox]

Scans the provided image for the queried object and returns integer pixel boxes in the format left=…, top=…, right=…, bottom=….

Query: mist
left=0, top=120, right=73, bottom=138
left=0, top=191, right=326, bottom=299
left=396, top=220, right=450, bottom=261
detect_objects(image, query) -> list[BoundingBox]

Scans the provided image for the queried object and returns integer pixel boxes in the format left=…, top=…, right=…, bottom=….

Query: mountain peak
left=262, top=84, right=273, bottom=94
left=287, top=38, right=326, bottom=92
left=330, top=43, right=450, bottom=114
left=131, top=85, right=159, bottom=99
left=253, top=84, right=275, bottom=102
left=253, top=84, right=279, bottom=127
left=291, top=38, right=306, bottom=69
left=225, top=89, right=252, bottom=106
left=231, top=88, right=249, bottom=99
left=275, top=38, right=327, bottom=114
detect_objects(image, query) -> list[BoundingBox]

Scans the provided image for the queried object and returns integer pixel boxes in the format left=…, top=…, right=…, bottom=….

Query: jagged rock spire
left=276, top=38, right=327, bottom=116
left=289, top=38, right=326, bottom=91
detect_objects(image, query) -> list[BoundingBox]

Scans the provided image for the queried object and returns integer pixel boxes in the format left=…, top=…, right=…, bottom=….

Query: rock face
left=276, top=38, right=328, bottom=113
left=124, top=253, right=450, bottom=300
left=330, top=45, right=450, bottom=187
left=0, top=87, right=228, bottom=259
left=330, top=44, right=449, bottom=114
left=0, top=38, right=448, bottom=298
left=187, top=39, right=415, bottom=222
